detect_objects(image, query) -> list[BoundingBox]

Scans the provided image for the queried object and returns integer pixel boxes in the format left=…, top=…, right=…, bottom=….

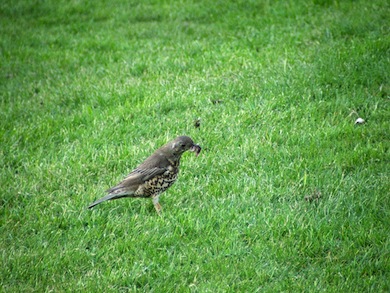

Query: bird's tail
left=87, top=193, right=128, bottom=209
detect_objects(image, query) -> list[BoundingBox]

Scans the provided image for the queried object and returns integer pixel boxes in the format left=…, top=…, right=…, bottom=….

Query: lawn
left=1, top=0, right=389, bottom=292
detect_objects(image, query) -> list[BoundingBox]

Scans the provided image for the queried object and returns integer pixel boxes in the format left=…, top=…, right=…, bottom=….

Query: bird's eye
left=181, top=143, right=186, bottom=148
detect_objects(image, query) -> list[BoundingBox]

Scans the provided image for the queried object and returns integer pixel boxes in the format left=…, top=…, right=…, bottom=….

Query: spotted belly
left=135, top=170, right=179, bottom=197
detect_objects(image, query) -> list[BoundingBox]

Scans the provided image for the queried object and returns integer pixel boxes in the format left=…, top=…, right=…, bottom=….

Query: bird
left=88, top=136, right=201, bottom=213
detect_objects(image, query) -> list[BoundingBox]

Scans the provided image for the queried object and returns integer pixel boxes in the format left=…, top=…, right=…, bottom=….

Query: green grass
left=1, top=0, right=389, bottom=291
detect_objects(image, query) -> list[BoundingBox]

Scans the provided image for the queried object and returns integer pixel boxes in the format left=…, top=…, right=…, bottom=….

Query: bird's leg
left=152, top=195, right=162, bottom=214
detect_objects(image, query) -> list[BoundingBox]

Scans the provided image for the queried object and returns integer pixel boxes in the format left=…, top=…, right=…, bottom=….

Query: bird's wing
left=106, top=153, right=172, bottom=193
left=131, top=166, right=168, bottom=181
left=132, top=153, right=172, bottom=181
left=106, top=166, right=168, bottom=193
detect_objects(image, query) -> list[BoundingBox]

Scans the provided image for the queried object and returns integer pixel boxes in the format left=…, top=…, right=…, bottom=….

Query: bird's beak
left=190, top=144, right=201, bottom=156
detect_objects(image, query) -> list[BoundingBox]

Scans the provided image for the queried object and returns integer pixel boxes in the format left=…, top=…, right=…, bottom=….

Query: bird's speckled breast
left=136, top=164, right=179, bottom=197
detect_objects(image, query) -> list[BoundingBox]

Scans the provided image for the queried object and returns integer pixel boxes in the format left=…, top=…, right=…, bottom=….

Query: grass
left=1, top=0, right=389, bottom=291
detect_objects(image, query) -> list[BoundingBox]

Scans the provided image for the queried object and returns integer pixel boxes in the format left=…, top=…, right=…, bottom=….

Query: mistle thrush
left=88, top=136, right=201, bottom=213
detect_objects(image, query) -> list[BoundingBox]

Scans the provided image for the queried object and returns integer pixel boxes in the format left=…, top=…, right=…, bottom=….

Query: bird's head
left=169, top=136, right=201, bottom=157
